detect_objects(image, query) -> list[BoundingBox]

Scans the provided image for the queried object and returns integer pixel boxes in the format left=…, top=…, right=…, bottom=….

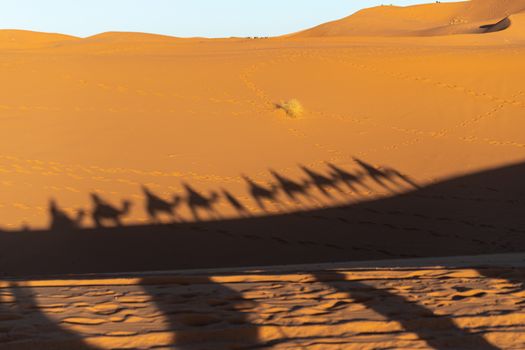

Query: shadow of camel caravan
left=3, top=159, right=523, bottom=277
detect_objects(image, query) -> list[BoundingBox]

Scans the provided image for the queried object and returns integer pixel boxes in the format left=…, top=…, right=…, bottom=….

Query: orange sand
left=0, top=258, right=524, bottom=349
left=0, top=0, right=524, bottom=225
left=1, top=0, right=525, bottom=230
left=295, top=0, right=525, bottom=36
left=1, top=1, right=525, bottom=348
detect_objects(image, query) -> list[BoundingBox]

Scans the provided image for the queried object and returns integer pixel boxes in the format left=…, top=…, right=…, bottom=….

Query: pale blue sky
left=0, top=0, right=458, bottom=38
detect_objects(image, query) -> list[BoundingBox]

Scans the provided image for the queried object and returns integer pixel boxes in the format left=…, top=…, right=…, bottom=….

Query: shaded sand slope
left=1, top=159, right=524, bottom=277
left=1, top=26, right=525, bottom=230
left=0, top=264, right=524, bottom=349
left=295, top=0, right=525, bottom=36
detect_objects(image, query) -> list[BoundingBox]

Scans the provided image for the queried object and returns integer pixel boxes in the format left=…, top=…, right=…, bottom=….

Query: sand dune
left=1, top=1, right=525, bottom=348
left=295, top=0, right=525, bottom=37
left=2, top=20, right=525, bottom=229
left=0, top=30, right=77, bottom=49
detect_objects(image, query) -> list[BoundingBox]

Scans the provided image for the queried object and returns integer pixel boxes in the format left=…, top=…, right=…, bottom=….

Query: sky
left=0, top=0, right=459, bottom=38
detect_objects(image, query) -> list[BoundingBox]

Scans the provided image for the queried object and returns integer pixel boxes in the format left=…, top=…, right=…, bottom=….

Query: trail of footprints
left=241, top=48, right=525, bottom=150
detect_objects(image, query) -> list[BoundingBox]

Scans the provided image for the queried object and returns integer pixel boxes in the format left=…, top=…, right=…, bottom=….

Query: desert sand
left=1, top=0, right=525, bottom=348
left=0, top=0, right=524, bottom=231
left=1, top=256, right=525, bottom=349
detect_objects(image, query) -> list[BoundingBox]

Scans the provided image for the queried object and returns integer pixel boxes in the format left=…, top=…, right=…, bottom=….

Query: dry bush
left=275, top=99, right=304, bottom=118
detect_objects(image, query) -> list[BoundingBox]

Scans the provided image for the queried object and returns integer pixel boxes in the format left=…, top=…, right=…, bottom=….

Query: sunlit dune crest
left=295, top=0, right=525, bottom=37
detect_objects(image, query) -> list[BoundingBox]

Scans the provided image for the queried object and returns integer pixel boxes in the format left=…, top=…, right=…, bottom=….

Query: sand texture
left=0, top=261, right=524, bottom=349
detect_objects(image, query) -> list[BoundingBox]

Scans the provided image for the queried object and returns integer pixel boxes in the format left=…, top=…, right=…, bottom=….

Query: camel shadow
left=300, top=164, right=345, bottom=199
left=90, top=193, right=132, bottom=228
left=242, top=175, right=282, bottom=212
left=326, top=162, right=371, bottom=195
left=182, top=183, right=221, bottom=222
left=48, top=199, right=85, bottom=231
left=142, top=185, right=183, bottom=223
left=269, top=169, right=318, bottom=206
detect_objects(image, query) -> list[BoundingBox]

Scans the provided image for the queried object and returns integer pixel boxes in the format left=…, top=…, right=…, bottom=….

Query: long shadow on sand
left=142, top=277, right=259, bottom=349
left=312, top=272, right=499, bottom=350
left=1, top=160, right=524, bottom=349
left=0, top=159, right=524, bottom=276
left=1, top=283, right=99, bottom=349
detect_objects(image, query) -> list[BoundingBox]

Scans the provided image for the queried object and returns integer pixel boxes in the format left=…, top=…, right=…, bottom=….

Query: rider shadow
left=313, top=271, right=499, bottom=350
left=269, top=169, right=318, bottom=206
left=48, top=199, right=85, bottom=231
left=141, top=276, right=259, bottom=348
left=299, top=164, right=345, bottom=200
left=4, top=282, right=99, bottom=349
left=242, top=175, right=283, bottom=213
left=182, top=183, right=221, bottom=222
left=221, top=188, right=251, bottom=217
left=90, top=193, right=132, bottom=228
left=326, top=162, right=371, bottom=197
left=142, top=185, right=183, bottom=223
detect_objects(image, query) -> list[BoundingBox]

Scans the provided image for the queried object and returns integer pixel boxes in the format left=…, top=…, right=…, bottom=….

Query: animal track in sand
left=322, top=50, right=525, bottom=110
left=0, top=154, right=240, bottom=192
left=241, top=49, right=525, bottom=151
left=59, top=74, right=251, bottom=112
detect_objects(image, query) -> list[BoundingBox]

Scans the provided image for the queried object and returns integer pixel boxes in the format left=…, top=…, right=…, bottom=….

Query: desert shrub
left=275, top=99, right=304, bottom=118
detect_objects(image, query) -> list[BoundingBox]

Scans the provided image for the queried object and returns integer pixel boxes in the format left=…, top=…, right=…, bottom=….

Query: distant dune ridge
left=294, top=0, right=525, bottom=37
left=1, top=0, right=525, bottom=45
left=0, top=29, right=77, bottom=49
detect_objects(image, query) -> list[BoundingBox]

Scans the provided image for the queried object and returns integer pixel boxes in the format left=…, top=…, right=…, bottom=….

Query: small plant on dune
left=275, top=99, right=304, bottom=118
